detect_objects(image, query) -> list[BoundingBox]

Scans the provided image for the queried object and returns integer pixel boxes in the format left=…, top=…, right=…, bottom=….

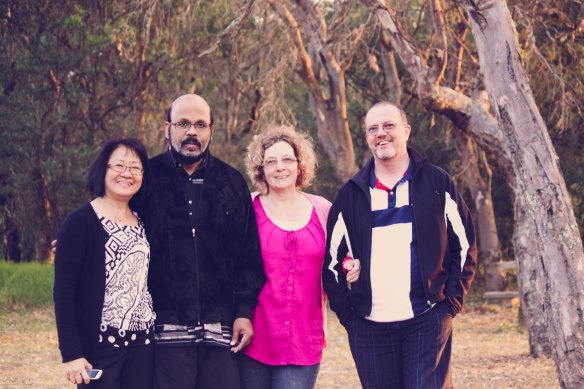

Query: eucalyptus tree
left=360, top=0, right=584, bottom=386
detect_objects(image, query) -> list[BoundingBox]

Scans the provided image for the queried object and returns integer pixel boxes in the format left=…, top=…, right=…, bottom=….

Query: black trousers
left=153, top=344, right=240, bottom=389
left=79, top=344, right=154, bottom=389
left=345, top=302, right=454, bottom=389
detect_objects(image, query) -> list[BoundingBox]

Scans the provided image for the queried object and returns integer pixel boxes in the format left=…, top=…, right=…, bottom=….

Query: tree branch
left=360, top=0, right=509, bottom=171
left=198, top=0, right=257, bottom=58
left=427, top=0, right=448, bottom=84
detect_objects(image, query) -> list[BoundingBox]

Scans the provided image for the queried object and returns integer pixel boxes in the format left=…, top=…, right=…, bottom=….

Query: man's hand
left=344, top=259, right=361, bottom=284
left=63, top=357, right=92, bottom=385
left=51, top=239, right=57, bottom=254
left=230, top=318, right=254, bottom=353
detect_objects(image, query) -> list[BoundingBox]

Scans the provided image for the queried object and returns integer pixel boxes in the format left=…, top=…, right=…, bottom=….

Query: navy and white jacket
left=322, top=147, right=477, bottom=324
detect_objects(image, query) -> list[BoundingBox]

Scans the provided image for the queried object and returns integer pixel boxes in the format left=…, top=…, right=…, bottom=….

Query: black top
left=140, top=150, right=265, bottom=327
left=53, top=203, right=108, bottom=363
left=168, top=148, right=207, bottom=233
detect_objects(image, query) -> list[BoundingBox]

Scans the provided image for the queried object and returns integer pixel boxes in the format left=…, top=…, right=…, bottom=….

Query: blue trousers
left=345, top=302, right=453, bottom=389
left=238, top=353, right=320, bottom=389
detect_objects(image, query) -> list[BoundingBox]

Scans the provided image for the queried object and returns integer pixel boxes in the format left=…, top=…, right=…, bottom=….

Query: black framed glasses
left=171, top=120, right=211, bottom=132
left=107, top=164, right=144, bottom=176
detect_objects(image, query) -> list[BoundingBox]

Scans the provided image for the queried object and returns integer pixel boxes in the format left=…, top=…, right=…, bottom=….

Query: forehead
left=108, top=146, right=141, bottom=163
left=365, top=105, right=402, bottom=126
left=171, top=97, right=211, bottom=122
left=264, top=141, right=294, bottom=157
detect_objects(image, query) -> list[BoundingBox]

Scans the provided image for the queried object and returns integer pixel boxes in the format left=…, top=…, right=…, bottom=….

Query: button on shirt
left=176, top=162, right=206, bottom=234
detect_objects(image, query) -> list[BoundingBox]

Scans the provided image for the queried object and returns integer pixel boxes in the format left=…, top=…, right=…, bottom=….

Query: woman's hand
left=63, top=357, right=92, bottom=385
left=343, top=259, right=361, bottom=284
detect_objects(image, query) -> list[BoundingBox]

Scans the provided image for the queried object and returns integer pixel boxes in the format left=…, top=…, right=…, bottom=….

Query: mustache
left=181, top=136, right=202, bottom=148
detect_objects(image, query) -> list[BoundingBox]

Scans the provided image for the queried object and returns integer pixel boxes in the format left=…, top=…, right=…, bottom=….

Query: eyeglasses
left=261, top=156, right=298, bottom=169
left=108, top=164, right=144, bottom=176
left=171, top=120, right=211, bottom=132
left=366, top=122, right=406, bottom=136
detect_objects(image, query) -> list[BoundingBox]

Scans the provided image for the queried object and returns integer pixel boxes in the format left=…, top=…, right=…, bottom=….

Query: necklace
left=93, top=197, right=133, bottom=224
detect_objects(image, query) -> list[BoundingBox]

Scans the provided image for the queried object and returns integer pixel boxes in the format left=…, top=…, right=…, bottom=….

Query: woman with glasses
left=54, top=138, right=155, bottom=388
left=240, top=126, right=359, bottom=389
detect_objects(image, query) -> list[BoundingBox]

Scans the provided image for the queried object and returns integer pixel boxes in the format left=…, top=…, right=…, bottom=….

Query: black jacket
left=54, top=203, right=109, bottom=363
left=140, top=150, right=265, bottom=325
left=322, top=147, right=477, bottom=322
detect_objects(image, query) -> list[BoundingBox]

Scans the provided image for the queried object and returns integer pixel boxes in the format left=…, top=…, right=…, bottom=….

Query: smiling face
left=262, top=141, right=299, bottom=193
left=104, top=146, right=143, bottom=201
left=365, top=104, right=411, bottom=163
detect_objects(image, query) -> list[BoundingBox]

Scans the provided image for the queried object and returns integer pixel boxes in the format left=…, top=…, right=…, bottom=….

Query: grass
left=0, top=261, right=54, bottom=310
left=0, top=305, right=558, bottom=389
left=0, top=263, right=559, bottom=388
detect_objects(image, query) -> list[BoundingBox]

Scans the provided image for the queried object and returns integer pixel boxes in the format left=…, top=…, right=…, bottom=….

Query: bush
left=0, top=261, right=54, bottom=310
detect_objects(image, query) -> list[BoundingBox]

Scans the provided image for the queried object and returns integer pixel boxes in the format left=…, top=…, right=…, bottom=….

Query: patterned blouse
left=97, top=213, right=155, bottom=347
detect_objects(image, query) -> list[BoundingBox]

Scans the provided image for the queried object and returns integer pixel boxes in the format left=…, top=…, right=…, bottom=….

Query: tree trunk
left=379, top=31, right=402, bottom=105
left=463, top=0, right=584, bottom=386
left=35, top=169, right=55, bottom=262
left=454, top=130, right=507, bottom=291
left=2, top=214, right=21, bottom=262
left=268, top=0, right=358, bottom=182
left=308, top=67, right=357, bottom=184
left=134, top=2, right=156, bottom=140
left=361, top=0, right=584, bottom=385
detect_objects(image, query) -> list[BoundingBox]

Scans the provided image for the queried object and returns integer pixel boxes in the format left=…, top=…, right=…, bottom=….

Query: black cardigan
left=53, top=202, right=108, bottom=363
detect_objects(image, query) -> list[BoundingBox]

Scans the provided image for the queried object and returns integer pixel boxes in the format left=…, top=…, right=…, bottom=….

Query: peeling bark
left=462, top=4, right=584, bottom=385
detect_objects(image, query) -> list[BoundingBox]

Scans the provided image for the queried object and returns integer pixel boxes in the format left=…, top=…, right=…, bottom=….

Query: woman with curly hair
left=239, top=125, right=359, bottom=389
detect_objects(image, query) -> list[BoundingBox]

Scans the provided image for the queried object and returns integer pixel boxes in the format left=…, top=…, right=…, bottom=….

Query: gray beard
left=170, top=145, right=206, bottom=165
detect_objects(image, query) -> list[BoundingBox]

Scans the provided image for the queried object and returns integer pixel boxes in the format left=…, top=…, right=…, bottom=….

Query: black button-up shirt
left=169, top=151, right=208, bottom=236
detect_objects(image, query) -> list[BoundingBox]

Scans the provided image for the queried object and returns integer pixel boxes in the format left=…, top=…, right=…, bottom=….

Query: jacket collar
left=351, top=147, right=426, bottom=194
left=161, top=148, right=223, bottom=188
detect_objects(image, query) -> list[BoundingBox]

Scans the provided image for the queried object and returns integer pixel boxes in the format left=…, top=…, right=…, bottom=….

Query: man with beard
left=322, top=102, right=477, bottom=388
left=140, top=94, right=265, bottom=389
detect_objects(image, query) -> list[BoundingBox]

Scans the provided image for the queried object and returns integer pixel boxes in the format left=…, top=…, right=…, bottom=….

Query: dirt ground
left=0, top=305, right=558, bottom=389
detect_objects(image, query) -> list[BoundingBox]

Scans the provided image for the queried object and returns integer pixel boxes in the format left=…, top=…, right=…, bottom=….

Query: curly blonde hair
left=246, top=125, right=317, bottom=194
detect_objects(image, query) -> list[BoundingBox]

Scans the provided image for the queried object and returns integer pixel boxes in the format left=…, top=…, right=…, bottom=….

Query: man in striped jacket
left=322, top=102, right=477, bottom=389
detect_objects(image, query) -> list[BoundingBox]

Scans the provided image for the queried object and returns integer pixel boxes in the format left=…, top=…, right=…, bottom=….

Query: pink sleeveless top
left=244, top=196, right=326, bottom=365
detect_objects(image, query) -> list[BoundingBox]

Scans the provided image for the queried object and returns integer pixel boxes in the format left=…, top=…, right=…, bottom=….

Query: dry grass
left=0, top=305, right=558, bottom=389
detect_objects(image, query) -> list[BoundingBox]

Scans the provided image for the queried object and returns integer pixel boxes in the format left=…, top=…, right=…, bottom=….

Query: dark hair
left=86, top=138, right=150, bottom=210
left=166, top=104, right=214, bottom=126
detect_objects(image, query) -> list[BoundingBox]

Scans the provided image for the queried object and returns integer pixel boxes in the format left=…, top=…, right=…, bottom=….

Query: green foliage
left=0, top=0, right=582, bottom=261
left=0, top=261, right=54, bottom=310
